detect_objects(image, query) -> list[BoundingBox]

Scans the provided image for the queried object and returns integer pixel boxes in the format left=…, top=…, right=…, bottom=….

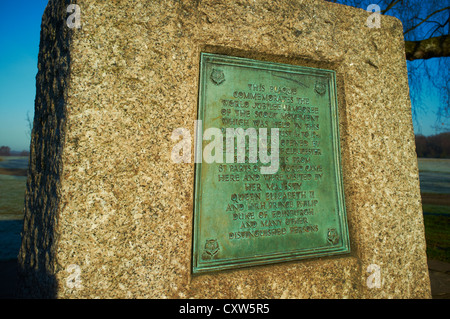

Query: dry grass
left=0, top=175, right=27, bottom=220
left=422, top=193, right=450, bottom=207
left=0, top=168, right=27, bottom=176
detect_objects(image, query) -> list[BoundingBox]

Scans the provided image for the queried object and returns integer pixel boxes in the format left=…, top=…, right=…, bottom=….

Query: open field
left=418, top=158, right=450, bottom=194
left=418, top=158, right=450, bottom=173
left=0, top=156, right=28, bottom=221
left=424, top=214, right=450, bottom=263
left=0, top=157, right=28, bottom=262
left=417, top=158, right=450, bottom=263
left=0, top=168, right=27, bottom=176
left=0, top=156, right=29, bottom=170
left=422, top=194, right=450, bottom=263
left=0, top=175, right=26, bottom=220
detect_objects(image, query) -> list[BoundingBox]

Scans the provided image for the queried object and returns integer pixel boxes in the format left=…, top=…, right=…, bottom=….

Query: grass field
left=0, top=175, right=27, bottom=220
left=421, top=194, right=450, bottom=263
left=0, top=157, right=28, bottom=221
left=0, top=157, right=28, bottom=260
left=418, top=158, right=450, bottom=262
left=423, top=213, right=450, bottom=262
left=418, top=158, right=450, bottom=173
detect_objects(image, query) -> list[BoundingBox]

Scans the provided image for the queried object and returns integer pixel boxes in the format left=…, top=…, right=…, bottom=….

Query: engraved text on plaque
left=192, top=53, right=350, bottom=273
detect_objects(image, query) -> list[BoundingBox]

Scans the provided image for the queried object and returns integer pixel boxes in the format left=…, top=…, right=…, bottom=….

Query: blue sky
left=0, top=1, right=447, bottom=151
left=0, top=0, right=48, bottom=151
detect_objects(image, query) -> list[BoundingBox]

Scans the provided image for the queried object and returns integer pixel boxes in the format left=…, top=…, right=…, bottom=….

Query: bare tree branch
left=26, top=111, right=33, bottom=139
left=381, top=0, right=402, bottom=14
left=324, top=0, right=449, bottom=129
left=404, top=6, right=450, bottom=35
left=429, top=19, right=449, bottom=39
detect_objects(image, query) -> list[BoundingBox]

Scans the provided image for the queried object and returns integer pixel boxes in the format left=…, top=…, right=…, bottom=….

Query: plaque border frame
left=192, top=52, right=350, bottom=274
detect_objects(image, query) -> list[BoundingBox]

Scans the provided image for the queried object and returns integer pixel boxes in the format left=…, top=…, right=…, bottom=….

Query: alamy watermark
left=65, top=3, right=382, bottom=30
left=171, top=121, right=280, bottom=175
left=367, top=4, right=381, bottom=29
left=366, top=263, right=382, bottom=289
left=66, top=264, right=83, bottom=289
left=66, top=4, right=81, bottom=29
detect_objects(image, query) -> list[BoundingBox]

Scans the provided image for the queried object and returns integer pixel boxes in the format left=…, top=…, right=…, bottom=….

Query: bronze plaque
left=192, top=53, right=349, bottom=273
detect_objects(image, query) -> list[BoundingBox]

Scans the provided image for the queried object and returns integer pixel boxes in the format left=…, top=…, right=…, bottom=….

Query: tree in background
left=326, top=0, right=450, bottom=133
left=0, top=146, right=11, bottom=156
left=415, top=132, right=450, bottom=158
left=26, top=110, right=33, bottom=140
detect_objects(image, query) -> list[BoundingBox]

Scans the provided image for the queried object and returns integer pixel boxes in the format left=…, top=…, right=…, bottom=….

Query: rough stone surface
left=17, top=0, right=431, bottom=298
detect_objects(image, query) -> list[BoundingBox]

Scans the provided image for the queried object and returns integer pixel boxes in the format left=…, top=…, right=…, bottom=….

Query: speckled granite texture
left=17, top=0, right=431, bottom=298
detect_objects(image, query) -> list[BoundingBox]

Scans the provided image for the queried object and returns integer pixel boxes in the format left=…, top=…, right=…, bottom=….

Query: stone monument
left=17, top=0, right=431, bottom=298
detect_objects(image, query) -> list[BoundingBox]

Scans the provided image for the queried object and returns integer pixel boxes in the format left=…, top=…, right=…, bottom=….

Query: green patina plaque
left=192, top=53, right=350, bottom=273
